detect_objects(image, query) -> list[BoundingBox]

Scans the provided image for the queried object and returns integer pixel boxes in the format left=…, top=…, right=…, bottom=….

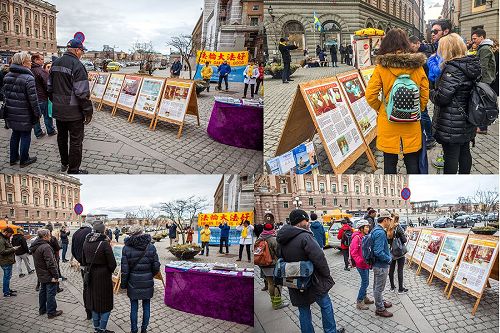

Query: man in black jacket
left=60, top=226, right=70, bottom=262
left=11, top=229, right=34, bottom=277
left=31, top=53, right=56, bottom=138
left=71, top=222, right=93, bottom=319
left=48, top=38, right=93, bottom=174
left=277, top=209, right=344, bottom=333
left=278, top=37, right=298, bottom=84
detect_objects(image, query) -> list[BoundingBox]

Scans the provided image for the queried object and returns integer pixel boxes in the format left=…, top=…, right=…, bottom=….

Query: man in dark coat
left=330, top=44, right=338, bottom=67
left=0, top=227, right=18, bottom=297
left=253, top=222, right=264, bottom=239
left=277, top=209, right=344, bottom=333
left=11, top=229, right=34, bottom=277
left=170, top=59, right=182, bottom=78
left=31, top=53, right=56, bottom=138
left=29, top=229, right=63, bottom=319
left=59, top=226, right=70, bottom=262
left=71, top=222, right=93, bottom=319
left=48, top=39, right=93, bottom=174
left=278, top=37, right=298, bottom=83
left=309, top=213, right=326, bottom=248
left=168, top=223, right=177, bottom=246
left=364, top=209, right=377, bottom=231
left=121, top=225, right=160, bottom=333
left=339, top=44, right=346, bottom=64
left=219, top=220, right=230, bottom=254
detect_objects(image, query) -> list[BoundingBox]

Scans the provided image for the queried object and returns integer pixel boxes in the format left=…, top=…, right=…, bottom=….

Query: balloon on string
left=74, top=32, right=85, bottom=43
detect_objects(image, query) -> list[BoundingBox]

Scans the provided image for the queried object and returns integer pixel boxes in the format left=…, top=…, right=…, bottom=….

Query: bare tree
left=167, top=34, right=195, bottom=79
left=137, top=207, right=159, bottom=226
left=470, top=188, right=499, bottom=215
left=130, top=41, right=157, bottom=73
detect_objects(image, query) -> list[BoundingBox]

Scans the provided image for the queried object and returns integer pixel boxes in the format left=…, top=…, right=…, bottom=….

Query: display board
left=336, top=71, right=378, bottom=145
left=355, top=38, right=372, bottom=68
left=198, top=212, right=254, bottom=227
left=359, top=66, right=376, bottom=88
left=411, top=229, right=433, bottom=266
left=129, top=76, right=166, bottom=127
left=447, top=235, right=499, bottom=315
left=112, top=245, right=124, bottom=293
left=153, top=78, right=200, bottom=138
left=90, top=73, right=111, bottom=102
left=275, top=77, right=376, bottom=175
left=193, top=50, right=249, bottom=82
left=405, top=228, right=421, bottom=265
left=88, top=71, right=99, bottom=93
left=99, top=73, right=125, bottom=111
left=114, top=75, right=143, bottom=119
left=418, top=230, right=446, bottom=275
left=267, top=141, right=319, bottom=175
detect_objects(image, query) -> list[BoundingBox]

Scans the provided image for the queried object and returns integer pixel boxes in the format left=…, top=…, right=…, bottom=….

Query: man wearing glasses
left=427, top=20, right=451, bottom=86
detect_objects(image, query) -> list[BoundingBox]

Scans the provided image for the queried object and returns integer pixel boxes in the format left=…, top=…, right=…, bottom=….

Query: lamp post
left=267, top=5, right=279, bottom=59
left=293, top=196, right=302, bottom=209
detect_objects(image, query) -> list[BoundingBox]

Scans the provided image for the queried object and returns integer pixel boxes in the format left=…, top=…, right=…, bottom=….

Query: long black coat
left=121, top=234, right=160, bottom=300
left=330, top=45, right=338, bottom=62
left=276, top=225, right=334, bottom=307
left=431, top=56, right=481, bottom=144
left=29, top=238, right=58, bottom=284
left=82, top=233, right=117, bottom=313
left=279, top=43, right=298, bottom=63
left=3, top=64, right=41, bottom=131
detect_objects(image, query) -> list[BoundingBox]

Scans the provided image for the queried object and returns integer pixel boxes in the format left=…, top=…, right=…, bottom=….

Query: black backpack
left=468, top=81, right=499, bottom=127
left=341, top=229, right=353, bottom=247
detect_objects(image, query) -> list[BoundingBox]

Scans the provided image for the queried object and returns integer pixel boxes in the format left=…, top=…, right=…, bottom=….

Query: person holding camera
left=0, top=227, right=20, bottom=297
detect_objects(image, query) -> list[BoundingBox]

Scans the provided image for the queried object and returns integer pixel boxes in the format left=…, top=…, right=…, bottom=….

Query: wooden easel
left=416, top=230, right=447, bottom=276
left=113, top=75, right=144, bottom=120
left=408, top=229, right=433, bottom=268
left=129, top=76, right=166, bottom=129
left=90, top=73, right=111, bottom=107
left=98, top=73, right=125, bottom=112
left=358, top=65, right=376, bottom=88
left=447, top=234, right=499, bottom=315
left=275, top=77, right=377, bottom=175
left=405, top=228, right=421, bottom=268
left=88, top=71, right=99, bottom=94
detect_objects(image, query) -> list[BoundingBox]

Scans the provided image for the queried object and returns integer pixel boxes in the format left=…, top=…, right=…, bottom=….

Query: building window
left=45, top=198, right=49, bottom=206
left=63, top=213, right=66, bottom=219
left=42, top=30, right=46, bottom=38
left=7, top=193, right=13, bottom=204
left=473, top=0, right=486, bottom=7
left=22, top=195, right=28, bottom=205
left=281, top=186, right=287, bottom=194
left=399, top=200, right=401, bottom=205
left=392, top=199, right=395, bottom=206
left=283, top=201, right=289, bottom=208
left=1, top=3, right=6, bottom=12
left=357, top=199, right=361, bottom=206
left=332, top=184, right=337, bottom=193
left=55, top=212, right=58, bottom=218
left=47, top=211, right=50, bottom=218
left=334, top=198, right=338, bottom=206
left=34, top=197, right=39, bottom=206
left=355, top=185, right=360, bottom=194
left=345, top=198, right=349, bottom=206
left=54, top=200, right=58, bottom=208
left=319, top=183, right=325, bottom=192
left=69, top=202, right=73, bottom=208
left=391, top=188, right=394, bottom=196
left=250, top=17, right=259, bottom=26
left=21, top=177, right=27, bottom=186
left=24, top=210, right=29, bottom=218
left=43, top=42, right=46, bottom=49
left=17, top=39, right=20, bottom=46
left=53, top=184, right=58, bottom=193
left=26, top=27, right=30, bottom=35
left=27, top=40, right=30, bottom=47
left=25, top=10, right=30, bottom=19
left=34, top=13, right=38, bottom=21
left=50, top=32, right=53, bottom=40
left=252, top=4, right=259, bottom=10
left=15, top=24, right=20, bottom=34
left=343, top=185, right=348, bottom=194
left=308, top=198, right=314, bottom=206
left=306, top=181, right=312, bottom=192
left=377, top=198, right=380, bottom=205
left=2, top=21, right=7, bottom=32
left=6, top=175, right=12, bottom=183
left=322, top=198, right=326, bottom=206
left=384, top=188, right=387, bottom=196
left=35, top=29, right=38, bottom=38
left=36, top=211, right=40, bottom=218
left=36, top=42, right=39, bottom=48
left=4, top=37, right=8, bottom=45
left=10, top=209, right=14, bottom=218
left=385, top=199, right=388, bottom=206
left=62, top=201, right=66, bottom=209
left=14, top=7, right=18, bottom=15
left=368, top=198, right=371, bottom=206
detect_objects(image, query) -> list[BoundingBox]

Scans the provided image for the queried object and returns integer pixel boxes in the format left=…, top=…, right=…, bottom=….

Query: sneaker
left=398, top=288, right=408, bottom=294
left=3, top=293, right=16, bottom=297
left=344, top=267, right=350, bottom=271
left=337, top=329, right=345, bottom=333
left=39, top=311, right=46, bottom=316
left=274, top=302, right=290, bottom=310
left=432, top=154, right=444, bottom=168
left=375, top=309, right=393, bottom=317
left=28, top=270, right=35, bottom=274
left=19, top=273, right=25, bottom=278
left=389, top=288, right=395, bottom=293
left=236, top=259, right=241, bottom=261
left=47, top=310, right=63, bottom=319
left=426, top=140, right=436, bottom=149
left=60, top=164, right=69, bottom=172
left=261, top=285, right=268, bottom=291
left=57, top=288, right=64, bottom=293
left=20, top=157, right=37, bottom=168
left=287, top=79, right=294, bottom=81
left=282, top=81, right=289, bottom=84
left=35, top=286, right=40, bottom=292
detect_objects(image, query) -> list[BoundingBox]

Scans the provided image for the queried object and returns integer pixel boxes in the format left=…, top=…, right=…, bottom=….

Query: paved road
left=264, top=65, right=499, bottom=174
left=0, top=68, right=262, bottom=174
left=254, top=244, right=499, bottom=333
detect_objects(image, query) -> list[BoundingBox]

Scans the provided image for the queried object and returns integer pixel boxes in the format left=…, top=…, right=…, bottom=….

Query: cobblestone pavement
left=254, top=246, right=499, bottom=333
left=0, top=233, right=253, bottom=333
left=264, top=65, right=499, bottom=174
left=0, top=69, right=262, bottom=175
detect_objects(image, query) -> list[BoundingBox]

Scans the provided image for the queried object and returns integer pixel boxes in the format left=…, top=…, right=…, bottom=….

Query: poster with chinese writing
left=91, top=73, right=110, bottom=100
left=422, top=231, right=446, bottom=269
left=454, top=237, right=498, bottom=294
left=337, top=72, right=377, bottom=139
left=193, top=51, right=249, bottom=82
left=355, top=38, right=371, bottom=68
left=102, top=74, right=125, bottom=104
left=157, top=80, right=192, bottom=122
left=412, top=229, right=433, bottom=264
left=198, top=212, right=254, bottom=227
left=292, top=142, right=319, bottom=174
left=88, top=71, right=99, bottom=93
left=134, top=77, right=165, bottom=115
left=117, top=75, right=142, bottom=109
left=405, top=228, right=421, bottom=260
left=303, top=80, right=363, bottom=167
left=434, top=233, right=468, bottom=279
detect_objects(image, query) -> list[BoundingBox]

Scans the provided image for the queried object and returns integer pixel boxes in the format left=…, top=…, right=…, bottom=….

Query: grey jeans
left=16, top=254, right=32, bottom=275
left=373, top=266, right=389, bottom=311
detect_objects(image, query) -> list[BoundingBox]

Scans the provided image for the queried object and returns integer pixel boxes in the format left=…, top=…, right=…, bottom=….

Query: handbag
left=390, top=226, right=408, bottom=259
left=83, top=241, right=103, bottom=287
left=273, top=258, right=314, bottom=290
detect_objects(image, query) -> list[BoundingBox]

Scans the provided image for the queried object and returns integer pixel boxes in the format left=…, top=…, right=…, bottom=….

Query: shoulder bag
left=83, top=241, right=103, bottom=287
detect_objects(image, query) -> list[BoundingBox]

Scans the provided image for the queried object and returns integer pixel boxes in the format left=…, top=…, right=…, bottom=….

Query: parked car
left=327, top=222, right=342, bottom=249
left=453, top=215, right=475, bottom=228
left=106, top=61, right=121, bottom=71
left=486, top=212, right=499, bottom=222
left=433, top=217, right=454, bottom=228
left=453, top=211, right=467, bottom=219
left=470, top=214, right=484, bottom=223
left=81, top=60, right=95, bottom=72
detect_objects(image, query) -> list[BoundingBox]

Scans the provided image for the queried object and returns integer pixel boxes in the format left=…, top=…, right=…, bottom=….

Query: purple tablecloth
left=164, top=267, right=254, bottom=326
left=207, top=101, right=263, bottom=150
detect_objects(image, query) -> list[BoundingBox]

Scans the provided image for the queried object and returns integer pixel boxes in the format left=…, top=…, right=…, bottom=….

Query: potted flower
left=195, top=80, right=208, bottom=95
left=264, top=63, right=300, bottom=79
left=471, top=226, right=498, bottom=235
left=168, top=243, right=202, bottom=260
left=152, top=233, right=164, bottom=242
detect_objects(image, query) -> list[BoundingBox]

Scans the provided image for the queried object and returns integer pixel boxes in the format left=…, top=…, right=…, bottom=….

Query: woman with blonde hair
left=387, top=214, right=408, bottom=294
left=430, top=33, right=481, bottom=174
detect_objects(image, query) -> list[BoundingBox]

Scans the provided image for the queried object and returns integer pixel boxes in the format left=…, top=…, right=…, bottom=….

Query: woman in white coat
left=243, top=60, right=260, bottom=99
left=236, top=220, right=254, bottom=262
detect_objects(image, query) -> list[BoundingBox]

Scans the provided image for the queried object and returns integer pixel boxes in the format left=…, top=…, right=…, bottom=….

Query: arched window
left=282, top=20, right=305, bottom=50
left=321, top=21, right=342, bottom=48
left=377, top=24, right=384, bottom=30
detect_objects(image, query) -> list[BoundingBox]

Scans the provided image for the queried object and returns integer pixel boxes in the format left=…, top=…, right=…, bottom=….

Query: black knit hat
left=289, top=209, right=309, bottom=225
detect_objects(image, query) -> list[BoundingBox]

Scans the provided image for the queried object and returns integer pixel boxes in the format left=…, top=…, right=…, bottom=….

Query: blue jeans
left=298, top=293, right=337, bottom=333
left=357, top=268, right=370, bottom=302
left=420, top=109, right=433, bottom=143
left=10, top=130, right=31, bottom=163
left=39, top=282, right=57, bottom=315
left=61, top=243, right=68, bottom=261
left=1, top=264, right=13, bottom=295
left=130, top=298, right=151, bottom=333
left=92, top=311, right=111, bottom=330
left=34, top=101, right=55, bottom=136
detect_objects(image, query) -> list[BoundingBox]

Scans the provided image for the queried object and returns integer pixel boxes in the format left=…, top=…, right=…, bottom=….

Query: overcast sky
left=74, top=175, right=221, bottom=218
left=409, top=175, right=499, bottom=204
left=50, top=0, right=204, bottom=54
left=424, top=0, right=444, bottom=22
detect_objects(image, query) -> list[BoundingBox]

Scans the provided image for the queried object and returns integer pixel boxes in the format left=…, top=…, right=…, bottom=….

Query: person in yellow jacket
left=365, top=28, right=429, bottom=174
left=200, top=224, right=211, bottom=256
left=201, top=62, right=213, bottom=92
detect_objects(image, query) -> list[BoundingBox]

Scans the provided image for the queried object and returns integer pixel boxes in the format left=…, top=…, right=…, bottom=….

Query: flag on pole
left=313, top=12, right=322, bottom=32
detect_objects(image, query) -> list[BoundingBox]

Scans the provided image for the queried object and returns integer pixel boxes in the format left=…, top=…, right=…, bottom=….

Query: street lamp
left=267, top=5, right=275, bottom=22
left=293, top=196, right=302, bottom=208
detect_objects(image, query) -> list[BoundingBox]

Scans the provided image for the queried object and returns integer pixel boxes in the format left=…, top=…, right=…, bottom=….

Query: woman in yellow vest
left=201, top=62, right=213, bottom=92
left=200, top=224, right=211, bottom=256
left=236, top=220, right=254, bottom=262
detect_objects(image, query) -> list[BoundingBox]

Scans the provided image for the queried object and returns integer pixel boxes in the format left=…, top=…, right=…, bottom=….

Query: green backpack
left=384, top=74, right=421, bottom=123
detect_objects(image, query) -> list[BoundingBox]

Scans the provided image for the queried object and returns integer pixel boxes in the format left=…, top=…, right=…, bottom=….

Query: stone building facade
left=213, top=175, right=255, bottom=213
left=0, top=0, right=57, bottom=63
left=263, top=0, right=424, bottom=62
left=459, top=0, right=498, bottom=40
left=254, top=174, right=409, bottom=224
left=0, top=174, right=81, bottom=226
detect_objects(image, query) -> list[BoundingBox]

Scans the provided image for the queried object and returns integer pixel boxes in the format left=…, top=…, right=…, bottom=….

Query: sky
left=409, top=175, right=499, bottom=204
left=424, top=0, right=444, bottom=22
left=50, top=0, right=204, bottom=54
left=74, top=175, right=222, bottom=218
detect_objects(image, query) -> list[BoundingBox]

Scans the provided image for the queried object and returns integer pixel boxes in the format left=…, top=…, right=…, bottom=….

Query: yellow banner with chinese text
left=198, top=211, right=254, bottom=227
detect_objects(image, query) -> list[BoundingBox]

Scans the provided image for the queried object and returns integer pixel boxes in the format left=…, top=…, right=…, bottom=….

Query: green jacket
left=477, top=40, right=496, bottom=84
left=0, top=233, right=16, bottom=266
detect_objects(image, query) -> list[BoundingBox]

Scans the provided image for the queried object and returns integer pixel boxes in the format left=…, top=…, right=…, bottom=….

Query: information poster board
left=405, top=228, right=421, bottom=263
left=429, top=232, right=468, bottom=289
left=115, top=75, right=143, bottom=118
left=355, top=38, right=372, bottom=68
left=359, top=66, right=376, bottom=88
left=292, top=142, right=319, bottom=174
left=411, top=229, right=433, bottom=265
left=88, top=71, right=99, bottom=93
left=130, top=77, right=165, bottom=125
left=198, top=212, right=254, bottom=227
left=419, top=230, right=446, bottom=275
left=193, top=51, right=249, bottom=82
left=100, top=73, right=125, bottom=110
left=91, top=73, right=110, bottom=102
left=336, top=71, right=377, bottom=144
left=112, top=245, right=124, bottom=293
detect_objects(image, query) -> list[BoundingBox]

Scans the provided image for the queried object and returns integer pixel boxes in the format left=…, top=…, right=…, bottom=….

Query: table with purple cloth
left=207, top=101, right=263, bottom=150
left=164, top=266, right=254, bottom=326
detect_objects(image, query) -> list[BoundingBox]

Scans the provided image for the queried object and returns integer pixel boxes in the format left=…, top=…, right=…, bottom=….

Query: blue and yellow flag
left=313, top=12, right=322, bottom=32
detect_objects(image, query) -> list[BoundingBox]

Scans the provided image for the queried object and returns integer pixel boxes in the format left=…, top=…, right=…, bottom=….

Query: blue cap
left=67, top=38, right=87, bottom=51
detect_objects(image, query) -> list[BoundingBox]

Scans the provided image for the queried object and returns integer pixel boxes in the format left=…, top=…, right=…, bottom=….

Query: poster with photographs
left=434, top=234, right=468, bottom=279
left=303, top=80, right=363, bottom=167
left=91, top=73, right=110, bottom=100
left=117, top=75, right=142, bottom=109
left=157, top=80, right=192, bottom=122
left=355, top=38, right=371, bottom=68
left=337, top=72, right=377, bottom=138
left=412, top=229, right=433, bottom=264
left=102, top=74, right=125, bottom=104
left=265, top=156, right=282, bottom=175
left=292, top=142, right=319, bottom=174
left=454, top=237, right=499, bottom=294
left=135, top=77, right=165, bottom=114
left=422, top=231, right=446, bottom=269
left=359, top=66, right=376, bottom=88
left=405, top=228, right=421, bottom=260
left=88, top=72, right=99, bottom=93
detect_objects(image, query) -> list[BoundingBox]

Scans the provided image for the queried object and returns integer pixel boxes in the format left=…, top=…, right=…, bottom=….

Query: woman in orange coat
left=366, top=29, right=429, bottom=174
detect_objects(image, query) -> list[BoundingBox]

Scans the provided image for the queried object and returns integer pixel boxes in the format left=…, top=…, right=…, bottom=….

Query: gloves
left=84, top=114, right=92, bottom=125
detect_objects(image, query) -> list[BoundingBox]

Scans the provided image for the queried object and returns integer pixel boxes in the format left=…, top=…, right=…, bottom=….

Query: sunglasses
left=431, top=29, right=442, bottom=35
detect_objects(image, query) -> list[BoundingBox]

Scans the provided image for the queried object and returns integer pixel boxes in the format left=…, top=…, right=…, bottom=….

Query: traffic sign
left=401, top=187, right=411, bottom=201
left=74, top=32, right=85, bottom=43
left=74, top=203, right=84, bottom=215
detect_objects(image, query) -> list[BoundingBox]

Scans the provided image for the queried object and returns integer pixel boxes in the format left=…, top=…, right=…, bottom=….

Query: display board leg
left=427, top=274, right=433, bottom=285
left=444, top=281, right=451, bottom=295
left=196, top=113, right=200, bottom=126
left=129, top=113, right=135, bottom=123
left=149, top=117, right=155, bottom=130
left=486, top=280, right=491, bottom=288
left=111, top=106, right=117, bottom=116
left=447, top=284, right=454, bottom=299
left=97, top=103, right=104, bottom=112
left=472, top=296, right=481, bottom=315
left=416, top=263, right=422, bottom=276
left=177, top=124, right=184, bottom=139
left=366, top=148, right=377, bottom=171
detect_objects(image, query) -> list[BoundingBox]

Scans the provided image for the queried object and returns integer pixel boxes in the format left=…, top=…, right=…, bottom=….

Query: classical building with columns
left=263, top=0, right=425, bottom=62
left=0, top=0, right=57, bottom=63
left=0, top=174, right=81, bottom=228
left=254, top=174, right=409, bottom=224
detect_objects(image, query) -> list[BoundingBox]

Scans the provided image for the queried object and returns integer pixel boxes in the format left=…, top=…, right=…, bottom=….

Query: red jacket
left=337, top=224, right=352, bottom=250
left=349, top=231, right=371, bottom=269
left=258, top=66, right=264, bottom=79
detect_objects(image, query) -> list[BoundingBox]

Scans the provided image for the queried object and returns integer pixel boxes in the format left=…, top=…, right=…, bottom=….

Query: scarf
left=241, top=226, right=248, bottom=239
left=279, top=42, right=287, bottom=47
left=246, top=65, right=254, bottom=77
left=260, top=229, right=276, bottom=237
